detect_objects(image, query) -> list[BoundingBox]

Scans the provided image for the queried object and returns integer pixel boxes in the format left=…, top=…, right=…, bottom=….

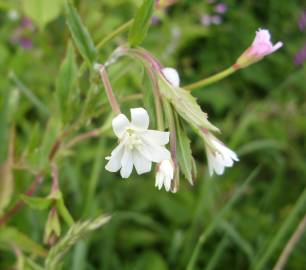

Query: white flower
left=155, top=159, right=174, bottom=192
left=105, top=108, right=171, bottom=178
left=205, top=134, right=239, bottom=176
left=161, top=67, right=180, bottom=87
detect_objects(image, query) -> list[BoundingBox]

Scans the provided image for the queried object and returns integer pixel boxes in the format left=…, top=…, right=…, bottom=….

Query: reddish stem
left=0, top=173, right=43, bottom=226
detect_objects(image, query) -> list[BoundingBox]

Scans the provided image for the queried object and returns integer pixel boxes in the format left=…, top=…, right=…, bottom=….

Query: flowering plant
left=0, top=0, right=287, bottom=269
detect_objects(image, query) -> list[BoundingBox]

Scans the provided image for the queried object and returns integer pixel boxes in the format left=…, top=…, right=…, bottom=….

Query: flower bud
left=155, top=159, right=175, bottom=192
left=44, top=207, right=61, bottom=246
left=235, top=29, right=283, bottom=69
left=161, top=67, right=180, bottom=87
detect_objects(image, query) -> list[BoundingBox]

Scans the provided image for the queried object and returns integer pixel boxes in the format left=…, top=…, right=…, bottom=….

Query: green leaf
left=65, top=1, right=97, bottom=65
left=23, top=0, right=64, bottom=30
left=45, top=215, right=111, bottom=270
left=20, top=195, right=52, bottom=210
left=56, top=194, right=75, bottom=226
left=128, top=0, right=155, bottom=47
left=0, top=129, right=15, bottom=213
left=158, top=75, right=219, bottom=132
left=0, top=227, right=47, bottom=257
left=55, top=42, right=78, bottom=123
left=175, top=114, right=194, bottom=185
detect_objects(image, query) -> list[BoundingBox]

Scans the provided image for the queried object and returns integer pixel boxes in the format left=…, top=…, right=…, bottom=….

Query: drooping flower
left=155, top=159, right=174, bottom=192
left=105, top=108, right=171, bottom=178
left=204, top=133, right=239, bottom=176
left=161, top=67, right=180, bottom=87
left=235, top=29, right=283, bottom=69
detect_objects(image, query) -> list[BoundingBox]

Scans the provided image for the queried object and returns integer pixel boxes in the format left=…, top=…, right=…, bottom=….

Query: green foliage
left=64, top=1, right=97, bottom=65
left=0, top=0, right=305, bottom=269
left=158, top=74, right=219, bottom=132
left=175, top=115, right=195, bottom=185
left=0, top=227, right=47, bottom=257
left=55, top=42, right=78, bottom=124
left=45, top=215, right=110, bottom=270
left=23, top=0, right=64, bottom=30
left=128, top=0, right=155, bottom=47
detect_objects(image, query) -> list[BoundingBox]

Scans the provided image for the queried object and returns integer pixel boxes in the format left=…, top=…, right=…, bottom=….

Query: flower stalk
left=184, top=66, right=236, bottom=90
left=97, top=64, right=121, bottom=115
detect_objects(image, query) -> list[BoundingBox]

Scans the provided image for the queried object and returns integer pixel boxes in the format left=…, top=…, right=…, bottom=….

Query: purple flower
left=21, top=17, right=34, bottom=30
left=215, top=3, right=227, bottom=14
left=151, top=16, right=160, bottom=25
left=298, top=11, right=306, bottom=31
left=19, top=38, right=33, bottom=49
left=294, top=44, right=306, bottom=65
left=201, top=14, right=212, bottom=26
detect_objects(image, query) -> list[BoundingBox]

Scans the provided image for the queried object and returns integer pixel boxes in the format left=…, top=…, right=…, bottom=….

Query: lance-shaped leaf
left=45, top=215, right=111, bottom=270
left=55, top=42, right=78, bottom=123
left=158, top=74, right=219, bottom=132
left=175, top=114, right=196, bottom=185
left=0, top=227, right=47, bottom=257
left=65, top=1, right=97, bottom=65
left=20, top=195, right=52, bottom=211
left=128, top=0, right=155, bottom=47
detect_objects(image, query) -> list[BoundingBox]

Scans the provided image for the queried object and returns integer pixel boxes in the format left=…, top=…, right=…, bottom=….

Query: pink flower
left=235, top=29, right=283, bottom=68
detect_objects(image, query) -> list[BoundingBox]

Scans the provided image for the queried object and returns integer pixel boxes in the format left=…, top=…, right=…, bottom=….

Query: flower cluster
left=98, top=28, right=282, bottom=193
left=201, top=1, right=228, bottom=27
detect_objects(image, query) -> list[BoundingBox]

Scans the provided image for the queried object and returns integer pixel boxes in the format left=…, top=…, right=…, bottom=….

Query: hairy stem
left=98, top=64, right=121, bottom=115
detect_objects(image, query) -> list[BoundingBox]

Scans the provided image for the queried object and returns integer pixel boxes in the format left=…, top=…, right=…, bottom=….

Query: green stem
left=96, top=19, right=133, bottom=51
left=186, top=167, right=260, bottom=270
left=184, top=66, right=236, bottom=90
left=79, top=19, right=133, bottom=76
left=252, top=187, right=306, bottom=270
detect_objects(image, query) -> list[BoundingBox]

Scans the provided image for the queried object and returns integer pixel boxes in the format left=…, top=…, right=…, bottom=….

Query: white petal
left=162, top=67, right=180, bottom=87
left=143, top=130, right=170, bottom=145
left=133, top=150, right=152, bottom=175
left=138, top=142, right=171, bottom=163
left=112, top=114, right=129, bottom=138
left=213, top=154, right=225, bottom=175
left=130, top=108, right=149, bottom=130
left=105, top=142, right=124, bottom=172
left=164, top=176, right=172, bottom=191
left=155, top=172, right=163, bottom=189
left=271, top=41, right=283, bottom=53
left=120, top=148, right=133, bottom=178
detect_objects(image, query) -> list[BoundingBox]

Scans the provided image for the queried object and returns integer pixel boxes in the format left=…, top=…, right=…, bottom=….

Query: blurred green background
left=0, top=0, right=306, bottom=269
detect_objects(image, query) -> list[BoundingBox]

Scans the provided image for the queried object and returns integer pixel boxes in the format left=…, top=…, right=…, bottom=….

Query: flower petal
left=120, top=148, right=133, bottom=178
left=105, top=142, right=125, bottom=172
left=130, top=108, right=149, bottom=129
left=112, top=114, right=130, bottom=138
left=271, top=41, right=283, bottom=53
left=133, top=150, right=152, bottom=175
left=138, top=140, right=171, bottom=163
left=143, top=130, right=170, bottom=145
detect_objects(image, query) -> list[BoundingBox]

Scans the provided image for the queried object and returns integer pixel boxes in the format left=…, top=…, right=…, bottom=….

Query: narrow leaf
left=20, top=195, right=52, bottom=211
left=65, top=1, right=97, bottom=64
left=55, top=42, right=78, bottom=123
left=128, top=0, right=155, bottom=47
left=175, top=114, right=194, bottom=185
left=0, top=227, right=47, bottom=257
